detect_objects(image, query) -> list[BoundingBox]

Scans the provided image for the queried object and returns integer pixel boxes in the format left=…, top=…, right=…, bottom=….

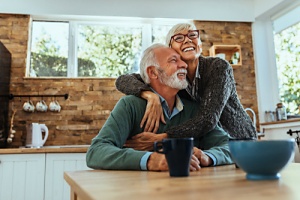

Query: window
left=30, top=21, right=69, bottom=77
left=274, top=21, right=300, bottom=114
left=28, top=17, right=186, bottom=78
left=76, top=23, right=143, bottom=77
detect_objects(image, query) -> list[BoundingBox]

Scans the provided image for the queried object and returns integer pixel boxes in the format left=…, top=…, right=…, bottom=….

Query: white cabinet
left=0, top=152, right=90, bottom=200
left=260, top=121, right=300, bottom=163
left=44, top=153, right=90, bottom=200
left=0, top=154, right=45, bottom=200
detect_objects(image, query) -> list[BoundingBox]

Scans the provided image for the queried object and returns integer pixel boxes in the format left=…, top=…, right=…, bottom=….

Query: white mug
left=36, top=100, right=48, bottom=112
left=23, top=100, right=35, bottom=112
left=49, top=100, right=61, bottom=112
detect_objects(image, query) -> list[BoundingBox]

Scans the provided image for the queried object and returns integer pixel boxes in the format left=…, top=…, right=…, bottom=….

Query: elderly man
left=86, top=43, right=233, bottom=171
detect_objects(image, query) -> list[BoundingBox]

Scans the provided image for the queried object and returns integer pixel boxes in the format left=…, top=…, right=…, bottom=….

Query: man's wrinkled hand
left=147, top=152, right=168, bottom=171
left=193, top=147, right=213, bottom=167
left=190, top=155, right=201, bottom=171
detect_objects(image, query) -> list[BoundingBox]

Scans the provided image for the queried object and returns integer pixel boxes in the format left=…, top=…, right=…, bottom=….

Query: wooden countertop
left=64, top=163, right=300, bottom=200
left=0, top=145, right=89, bottom=154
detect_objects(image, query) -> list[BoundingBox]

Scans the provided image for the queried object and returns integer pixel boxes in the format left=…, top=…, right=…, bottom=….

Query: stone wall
left=0, top=14, right=258, bottom=147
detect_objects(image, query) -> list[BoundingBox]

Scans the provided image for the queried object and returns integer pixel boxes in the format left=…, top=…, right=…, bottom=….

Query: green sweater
left=86, top=95, right=233, bottom=170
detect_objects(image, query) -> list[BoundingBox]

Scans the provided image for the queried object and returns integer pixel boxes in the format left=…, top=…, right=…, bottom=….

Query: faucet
left=245, top=108, right=256, bottom=131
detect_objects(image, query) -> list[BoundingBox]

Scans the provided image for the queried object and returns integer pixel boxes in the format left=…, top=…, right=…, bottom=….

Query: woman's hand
left=125, top=132, right=167, bottom=151
left=193, top=147, right=213, bottom=167
left=141, top=91, right=166, bottom=133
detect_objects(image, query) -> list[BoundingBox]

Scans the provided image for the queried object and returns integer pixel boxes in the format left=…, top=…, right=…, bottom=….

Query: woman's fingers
left=144, top=111, right=157, bottom=132
left=140, top=107, right=150, bottom=129
left=160, top=112, right=166, bottom=124
left=140, top=93, right=163, bottom=132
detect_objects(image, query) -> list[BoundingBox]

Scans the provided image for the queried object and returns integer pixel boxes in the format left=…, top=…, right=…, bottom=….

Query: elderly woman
left=115, top=23, right=256, bottom=144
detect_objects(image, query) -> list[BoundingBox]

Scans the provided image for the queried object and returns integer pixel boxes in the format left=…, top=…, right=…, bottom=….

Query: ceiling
left=0, top=0, right=295, bottom=22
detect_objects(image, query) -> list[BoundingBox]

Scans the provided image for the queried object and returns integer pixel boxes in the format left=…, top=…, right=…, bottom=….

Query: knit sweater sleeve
left=115, top=73, right=152, bottom=97
left=166, top=58, right=234, bottom=138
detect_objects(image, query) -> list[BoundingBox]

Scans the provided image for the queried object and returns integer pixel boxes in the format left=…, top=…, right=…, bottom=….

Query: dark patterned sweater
left=115, top=56, right=257, bottom=139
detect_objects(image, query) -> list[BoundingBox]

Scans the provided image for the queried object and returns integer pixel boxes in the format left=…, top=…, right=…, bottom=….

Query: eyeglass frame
left=169, top=30, right=200, bottom=47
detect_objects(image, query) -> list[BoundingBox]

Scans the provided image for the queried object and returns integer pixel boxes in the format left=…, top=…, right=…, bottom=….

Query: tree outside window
left=77, top=24, right=142, bottom=77
left=274, top=22, right=300, bottom=115
left=30, top=22, right=68, bottom=77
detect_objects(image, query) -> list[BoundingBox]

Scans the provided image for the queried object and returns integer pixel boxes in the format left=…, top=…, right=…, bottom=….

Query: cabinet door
left=0, top=154, right=45, bottom=200
left=44, top=153, right=91, bottom=200
left=260, top=123, right=300, bottom=163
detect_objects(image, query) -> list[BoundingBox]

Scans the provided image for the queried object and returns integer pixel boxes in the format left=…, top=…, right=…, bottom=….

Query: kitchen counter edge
left=260, top=118, right=300, bottom=126
left=0, top=147, right=89, bottom=154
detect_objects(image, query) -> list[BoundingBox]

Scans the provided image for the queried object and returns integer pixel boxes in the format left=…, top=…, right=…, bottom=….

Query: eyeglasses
left=169, top=30, right=199, bottom=46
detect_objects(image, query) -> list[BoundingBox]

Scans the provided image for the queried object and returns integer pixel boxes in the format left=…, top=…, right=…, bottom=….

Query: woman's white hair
left=140, top=43, right=168, bottom=84
left=165, top=23, right=201, bottom=47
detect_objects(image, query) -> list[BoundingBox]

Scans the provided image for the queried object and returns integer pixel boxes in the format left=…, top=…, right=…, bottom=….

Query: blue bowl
left=229, top=139, right=295, bottom=180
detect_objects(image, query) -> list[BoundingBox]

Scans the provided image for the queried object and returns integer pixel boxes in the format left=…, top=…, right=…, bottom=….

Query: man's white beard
left=158, top=69, right=188, bottom=90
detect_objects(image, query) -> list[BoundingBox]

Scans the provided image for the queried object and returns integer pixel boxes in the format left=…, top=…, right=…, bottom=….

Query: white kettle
left=26, top=123, right=49, bottom=148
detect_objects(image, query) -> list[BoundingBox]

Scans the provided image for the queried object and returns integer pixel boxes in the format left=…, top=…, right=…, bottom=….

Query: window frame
left=272, top=21, right=300, bottom=115
left=28, top=15, right=189, bottom=78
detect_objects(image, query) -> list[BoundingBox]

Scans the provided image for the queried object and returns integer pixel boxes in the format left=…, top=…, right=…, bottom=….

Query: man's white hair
left=140, top=43, right=168, bottom=84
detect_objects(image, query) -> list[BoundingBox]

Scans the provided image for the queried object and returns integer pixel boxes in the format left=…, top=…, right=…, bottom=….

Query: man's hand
left=147, top=152, right=168, bottom=171
left=193, top=147, right=213, bottom=167
left=140, top=91, right=166, bottom=133
left=125, top=132, right=167, bottom=151
left=147, top=153, right=200, bottom=172
left=190, top=155, right=201, bottom=171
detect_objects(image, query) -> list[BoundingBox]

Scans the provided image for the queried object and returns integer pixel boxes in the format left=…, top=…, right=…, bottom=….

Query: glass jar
left=264, top=111, right=271, bottom=122
left=271, top=111, right=276, bottom=121
left=276, top=103, right=287, bottom=120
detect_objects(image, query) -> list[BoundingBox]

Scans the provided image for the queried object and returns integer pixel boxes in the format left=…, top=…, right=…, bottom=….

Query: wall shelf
left=0, top=93, right=69, bottom=100
left=209, top=45, right=242, bottom=68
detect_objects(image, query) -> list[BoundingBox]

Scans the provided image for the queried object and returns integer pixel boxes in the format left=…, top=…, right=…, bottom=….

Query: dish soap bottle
left=276, top=103, right=287, bottom=121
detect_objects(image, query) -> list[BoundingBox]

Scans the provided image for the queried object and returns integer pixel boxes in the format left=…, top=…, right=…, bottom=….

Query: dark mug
left=154, top=138, right=194, bottom=177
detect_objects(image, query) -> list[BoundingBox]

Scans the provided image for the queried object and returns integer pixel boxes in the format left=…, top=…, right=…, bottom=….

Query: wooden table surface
left=64, top=163, right=300, bottom=200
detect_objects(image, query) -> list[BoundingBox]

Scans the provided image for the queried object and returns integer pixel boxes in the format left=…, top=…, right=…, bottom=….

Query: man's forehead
left=155, top=47, right=179, bottom=57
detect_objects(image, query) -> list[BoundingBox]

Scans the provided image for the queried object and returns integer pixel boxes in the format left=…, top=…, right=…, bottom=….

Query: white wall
left=252, top=0, right=300, bottom=122
left=0, top=0, right=255, bottom=22
left=5, top=0, right=290, bottom=21
left=252, top=20, right=280, bottom=122
left=253, top=0, right=286, bottom=18
left=273, top=5, right=300, bottom=33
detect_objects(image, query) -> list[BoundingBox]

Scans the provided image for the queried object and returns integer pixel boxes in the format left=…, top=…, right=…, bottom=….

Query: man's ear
left=147, top=66, right=158, bottom=79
